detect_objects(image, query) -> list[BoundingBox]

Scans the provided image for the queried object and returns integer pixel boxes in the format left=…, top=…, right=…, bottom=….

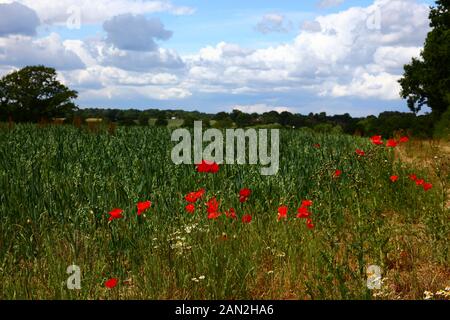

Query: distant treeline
left=69, top=108, right=438, bottom=138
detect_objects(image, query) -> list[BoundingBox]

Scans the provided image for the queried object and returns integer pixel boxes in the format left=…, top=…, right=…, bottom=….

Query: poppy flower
left=370, top=135, right=383, bottom=145
left=301, top=200, right=313, bottom=207
left=355, top=149, right=365, bottom=156
left=206, top=197, right=220, bottom=214
left=242, top=214, right=252, bottom=224
left=185, top=189, right=205, bottom=203
left=137, top=201, right=151, bottom=216
left=423, top=183, right=433, bottom=191
left=195, top=188, right=206, bottom=199
left=225, top=208, right=237, bottom=219
left=306, top=219, right=315, bottom=230
left=105, top=278, right=118, bottom=289
left=277, top=206, right=288, bottom=221
left=409, top=174, right=417, bottom=181
left=313, top=143, right=321, bottom=148
left=196, top=160, right=220, bottom=173
left=185, top=203, right=195, bottom=214
left=390, top=175, right=399, bottom=183
left=297, top=206, right=311, bottom=219
left=108, top=208, right=123, bottom=221
left=239, top=188, right=252, bottom=203
left=207, top=212, right=221, bottom=220
left=415, top=179, right=425, bottom=186
left=386, top=139, right=398, bottom=148
left=334, top=169, right=342, bottom=178
left=399, top=136, right=409, bottom=143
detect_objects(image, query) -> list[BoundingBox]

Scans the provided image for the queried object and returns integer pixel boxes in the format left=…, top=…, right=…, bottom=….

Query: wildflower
left=390, top=175, right=399, bottom=183
left=423, top=183, right=433, bottom=191
left=306, top=219, right=315, bottom=229
left=301, top=200, right=313, bottom=207
left=239, top=188, right=252, bottom=202
left=206, top=197, right=219, bottom=214
left=208, top=212, right=221, bottom=220
left=105, top=278, right=118, bottom=289
left=409, top=174, right=417, bottom=181
left=313, top=143, right=321, bottom=148
left=297, top=206, right=310, bottom=219
left=137, top=201, right=151, bottom=216
left=225, top=208, right=237, bottom=219
left=370, top=135, right=383, bottom=145
left=196, top=160, right=219, bottom=173
left=277, top=206, right=288, bottom=221
left=415, top=179, right=425, bottom=186
left=242, top=214, right=252, bottom=224
left=399, top=136, right=409, bottom=143
left=334, top=169, right=342, bottom=178
left=355, top=149, right=365, bottom=156
left=386, top=139, right=398, bottom=148
left=198, top=275, right=205, bottom=280
left=185, top=189, right=205, bottom=203
left=108, top=208, right=123, bottom=221
left=185, top=203, right=195, bottom=214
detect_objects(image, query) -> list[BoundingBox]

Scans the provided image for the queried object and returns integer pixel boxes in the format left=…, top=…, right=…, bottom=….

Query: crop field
left=0, top=124, right=449, bottom=300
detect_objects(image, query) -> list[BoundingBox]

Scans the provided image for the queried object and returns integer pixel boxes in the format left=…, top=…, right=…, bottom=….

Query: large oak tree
left=0, top=65, right=78, bottom=122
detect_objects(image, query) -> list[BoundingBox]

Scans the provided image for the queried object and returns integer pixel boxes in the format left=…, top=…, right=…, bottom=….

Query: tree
left=399, top=1, right=450, bottom=118
left=0, top=66, right=78, bottom=122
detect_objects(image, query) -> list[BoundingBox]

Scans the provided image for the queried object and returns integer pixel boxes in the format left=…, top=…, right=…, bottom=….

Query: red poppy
left=208, top=212, right=221, bottom=220
left=239, top=188, right=251, bottom=198
left=313, top=143, right=321, bottom=148
left=105, top=278, right=118, bottom=289
left=185, top=188, right=205, bottom=203
left=242, top=214, right=252, bottom=224
left=399, top=136, right=409, bottom=143
left=296, top=206, right=311, bottom=219
left=301, top=200, right=313, bottom=207
left=239, top=188, right=252, bottom=203
left=306, top=219, right=315, bottom=229
left=206, top=197, right=219, bottom=214
left=196, top=160, right=219, bottom=173
left=423, top=183, right=432, bottom=191
left=409, top=174, right=417, bottom=181
left=355, top=149, right=365, bottom=156
left=334, top=169, right=342, bottom=178
left=415, top=179, right=425, bottom=186
left=370, top=135, right=383, bottom=145
left=225, top=208, right=237, bottom=219
left=277, top=206, right=288, bottom=221
left=108, top=208, right=123, bottom=221
left=185, top=203, right=195, bottom=214
left=137, top=201, right=151, bottom=216
left=390, top=175, right=399, bottom=183
left=386, top=139, right=398, bottom=148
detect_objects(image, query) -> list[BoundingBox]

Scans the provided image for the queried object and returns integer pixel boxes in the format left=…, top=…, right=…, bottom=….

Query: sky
left=0, top=0, right=436, bottom=116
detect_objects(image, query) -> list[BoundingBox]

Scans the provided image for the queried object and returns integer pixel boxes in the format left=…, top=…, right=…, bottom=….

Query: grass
left=0, top=123, right=448, bottom=300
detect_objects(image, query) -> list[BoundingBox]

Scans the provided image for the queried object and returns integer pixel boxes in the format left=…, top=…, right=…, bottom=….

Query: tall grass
left=0, top=124, right=448, bottom=299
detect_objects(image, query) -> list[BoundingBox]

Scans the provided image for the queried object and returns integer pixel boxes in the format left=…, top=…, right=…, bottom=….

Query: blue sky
left=0, top=0, right=436, bottom=116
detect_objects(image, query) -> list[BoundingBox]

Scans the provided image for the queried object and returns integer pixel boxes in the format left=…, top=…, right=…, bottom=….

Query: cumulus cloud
left=255, top=13, right=292, bottom=34
left=183, top=0, right=430, bottom=101
left=0, top=2, right=40, bottom=36
left=103, top=14, right=172, bottom=51
left=301, top=20, right=322, bottom=33
left=0, top=33, right=85, bottom=70
left=0, top=0, right=195, bottom=25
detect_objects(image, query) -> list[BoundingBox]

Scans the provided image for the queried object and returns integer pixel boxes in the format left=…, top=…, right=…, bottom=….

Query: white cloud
left=0, top=0, right=195, bottom=25
left=317, top=0, right=345, bottom=9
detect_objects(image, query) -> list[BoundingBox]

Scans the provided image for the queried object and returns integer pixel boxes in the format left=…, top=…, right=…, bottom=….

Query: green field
left=0, top=124, right=448, bottom=299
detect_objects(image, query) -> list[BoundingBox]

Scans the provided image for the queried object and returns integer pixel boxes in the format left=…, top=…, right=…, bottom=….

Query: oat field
left=0, top=124, right=448, bottom=299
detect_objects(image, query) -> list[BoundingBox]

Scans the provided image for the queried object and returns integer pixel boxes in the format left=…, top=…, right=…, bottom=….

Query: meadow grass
left=0, top=124, right=448, bottom=299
